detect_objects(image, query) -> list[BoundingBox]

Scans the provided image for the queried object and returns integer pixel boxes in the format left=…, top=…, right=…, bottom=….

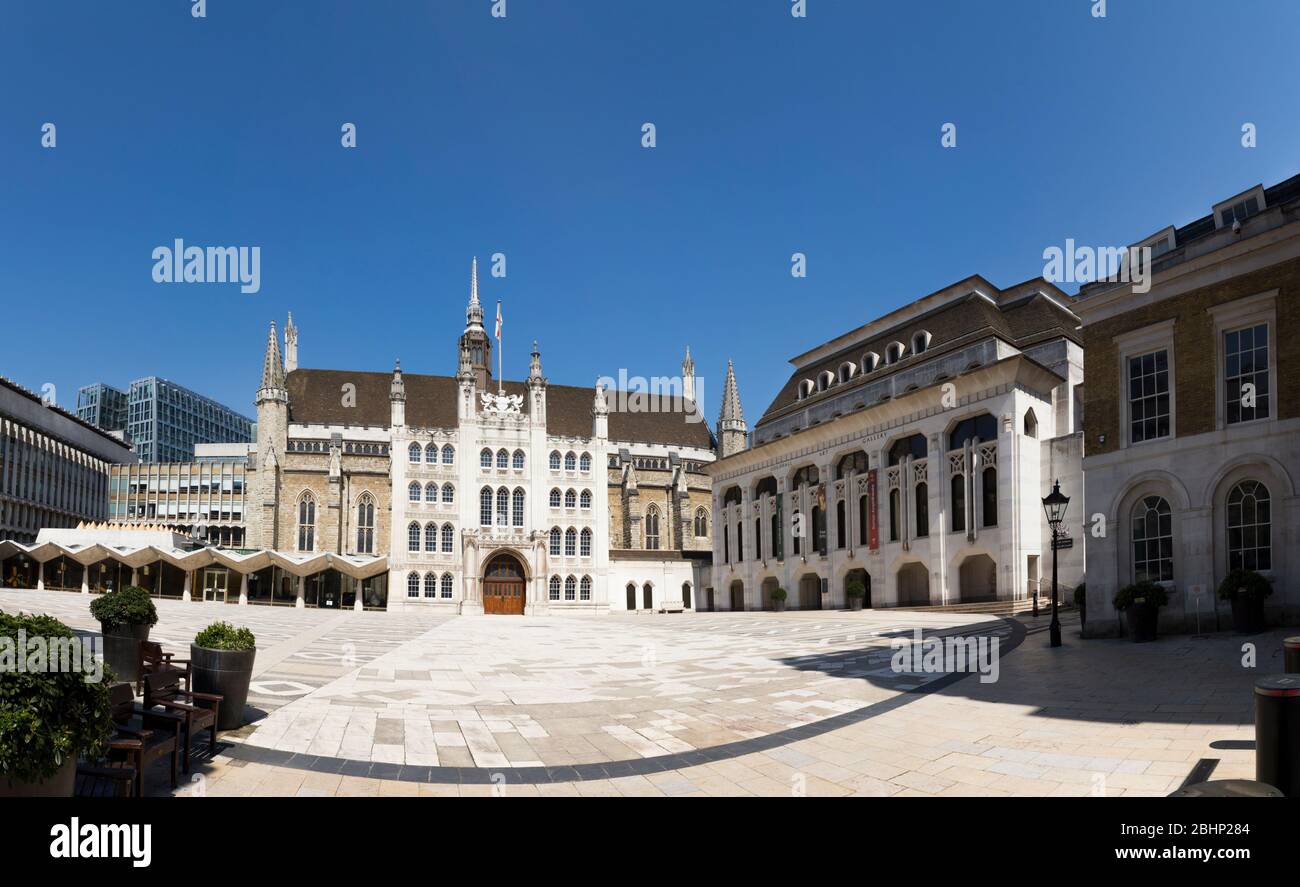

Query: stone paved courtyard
left=1, top=588, right=1284, bottom=796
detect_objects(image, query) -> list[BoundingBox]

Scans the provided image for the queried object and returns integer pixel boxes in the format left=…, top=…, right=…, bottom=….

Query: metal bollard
left=1255, top=674, right=1300, bottom=797
left=1285, top=637, right=1300, bottom=674
left=1032, top=591, right=1038, bottom=618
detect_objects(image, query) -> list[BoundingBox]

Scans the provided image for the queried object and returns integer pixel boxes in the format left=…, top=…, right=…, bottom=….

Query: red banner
left=867, top=469, right=879, bottom=551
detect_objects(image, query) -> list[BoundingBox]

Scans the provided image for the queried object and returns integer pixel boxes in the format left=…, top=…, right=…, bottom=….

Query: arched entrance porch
left=483, top=552, right=527, bottom=615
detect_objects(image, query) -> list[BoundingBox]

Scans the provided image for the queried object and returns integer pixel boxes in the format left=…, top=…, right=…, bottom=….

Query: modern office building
left=1075, top=173, right=1300, bottom=636
left=76, top=383, right=129, bottom=434
left=0, top=376, right=134, bottom=544
left=705, top=275, right=1085, bottom=612
left=107, top=459, right=248, bottom=547
left=75, top=377, right=253, bottom=463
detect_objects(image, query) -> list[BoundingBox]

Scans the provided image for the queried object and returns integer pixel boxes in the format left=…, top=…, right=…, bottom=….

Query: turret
left=390, top=359, right=406, bottom=428
left=284, top=312, right=298, bottom=373
left=681, top=346, right=696, bottom=405
left=593, top=377, right=609, bottom=440
left=458, top=257, right=492, bottom=390
left=718, top=359, right=747, bottom=458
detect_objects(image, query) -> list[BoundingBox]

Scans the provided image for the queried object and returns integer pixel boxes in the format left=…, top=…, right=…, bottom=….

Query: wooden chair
left=75, top=763, right=135, bottom=797
left=105, top=681, right=180, bottom=797
left=137, top=641, right=190, bottom=695
left=142, top=670, right=221, bottom=773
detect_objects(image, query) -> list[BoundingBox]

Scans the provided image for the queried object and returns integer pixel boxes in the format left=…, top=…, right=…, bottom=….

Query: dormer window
left=862, top=352, right=880, bottom=373
left=798, top=379, right=816, bottom=400
left=911, top=331, right=932, bottom=355
left=817, top=370, right=835, bottom=392
left=838, top=362, right=857, bottom=384
left=1214, top=185, right=1266, bottom=230
left=885, top=342, right=905, bottom=364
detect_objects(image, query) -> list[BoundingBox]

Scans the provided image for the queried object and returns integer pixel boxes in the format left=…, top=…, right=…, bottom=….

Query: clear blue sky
left=2, top=0, right=1296, bottom=427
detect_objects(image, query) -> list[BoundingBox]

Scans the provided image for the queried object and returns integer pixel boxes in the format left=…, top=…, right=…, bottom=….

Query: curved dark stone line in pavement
left=218, top=616, right=1029, bottom=785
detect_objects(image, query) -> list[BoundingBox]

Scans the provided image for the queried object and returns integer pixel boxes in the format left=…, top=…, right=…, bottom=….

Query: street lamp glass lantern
left=1042, top=480, right=1070, bottom=530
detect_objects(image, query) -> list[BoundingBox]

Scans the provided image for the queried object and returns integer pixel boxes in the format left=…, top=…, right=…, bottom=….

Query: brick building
left=1076, top=174, right=1300, bottom=635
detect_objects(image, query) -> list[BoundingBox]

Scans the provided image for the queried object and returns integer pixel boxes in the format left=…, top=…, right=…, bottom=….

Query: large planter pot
left=190, top=645, right=256, bottom=731
left=0, top=755, right=76, bottom=798
left=848, top=598, right=863, bottom=611
left=1231, top=593, right=1267, bottom=634
left=100, top=622, right=150, bottom=684
left=772, top=599, right=786, bottom=612
left=1125, top=600, right=1160, bottom=643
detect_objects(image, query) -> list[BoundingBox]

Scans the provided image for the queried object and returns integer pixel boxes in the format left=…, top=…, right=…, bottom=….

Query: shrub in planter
left=89, top=585, right=157, bottom=684
left=770, top=587, right=788, bottom=612
left=1217, top=569, right=1272, bottom=635
left=1113, top=581, right=1168, bottom=643
left=0, top=612, right=111, bottom=797
left=846, top=580, right=867, bottom=611
left=191, top=622, right=256, bottom=730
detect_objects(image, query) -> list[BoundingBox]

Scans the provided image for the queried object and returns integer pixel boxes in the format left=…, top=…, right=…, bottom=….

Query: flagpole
left=497, top=300, right=503, bottom=396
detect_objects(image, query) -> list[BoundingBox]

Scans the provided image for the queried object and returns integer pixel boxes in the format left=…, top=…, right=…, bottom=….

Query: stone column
left=295, top=575, right=305, bottom=609
left=131, top=568, right=139, bottom=587
left=182, top=570, right=192, bottom=602
left=354, top=578, right=363, bottom=611
left=81, top=569, right=89, bottom=594
left=239, top=572, right=249, bottom=605
left=36, top=560, right=44, bottom=591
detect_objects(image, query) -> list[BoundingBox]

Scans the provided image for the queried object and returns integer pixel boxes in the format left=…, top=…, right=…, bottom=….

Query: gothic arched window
left=442, top=483, right=455, bottom=504
left=549, top=575, right=561, bottom=601
left=580, top=528, right=592, bottom=557
left=580, top=489, right=592, bottom=509
left=512, top=488, right=525, bottom=527
left=480, top=487, right=493, bottom=526
left=513, top=449, right=525, bottom=469
left=425, top=522, right=438, bottom=552
left=425, top=443, right=438, bottom=463
left=549, top=527, right=562, bottom=556
left=423, top=572, right=437, bottom=599
left=425, top=482, right=438, bottom=502
left=442, top=523, right=454, bottom=553
left=408, top=482, right=421, bottom=503
left=564, top=452, right=576, bottom=472
left=496, top=449, right=509, bottom=470
left=549, top=451, right=561, bottom=471
left=580, top=576, right=591, bottom=601
left=355, top=493, right=375, bottom=554
left=441, top=573, right=454, bottom=598
left=442, top=445, right=455, bottom=465
left=564, top=528, right=576, bottom=556
left=407, top=521, right=421, bottom=553
left=564, top=489, right=577, bottom=509
left=407, top=572, right=420, bottom=598
left=645, top=506, right=661, bottom=551
left=579, top=453, right=591, bottom=472
left=694, top=507, right=708, bottom=538
left=550, top=488, right=561, bottom=508
left=496, top=487, right=509, bottom=526
left=297, top=493, right=316, bottom=551
left=408, top=443, right=421, bottom=463
left=480, top=448, right=493, bottom=469
left=565, top=575, right=576, bottom=601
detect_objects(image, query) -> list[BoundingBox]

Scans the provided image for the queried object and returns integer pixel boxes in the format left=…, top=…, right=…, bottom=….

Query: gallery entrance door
left=482, top=553, right=526, bottom=615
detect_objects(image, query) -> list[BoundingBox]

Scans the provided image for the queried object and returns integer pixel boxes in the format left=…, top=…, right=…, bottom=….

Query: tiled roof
left=758, top=287, right=1079, bottom=426
left=285, top=369, right=714, bottom=450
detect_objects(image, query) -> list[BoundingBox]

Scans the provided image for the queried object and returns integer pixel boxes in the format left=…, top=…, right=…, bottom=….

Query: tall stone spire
left=681, top=346, right=696, bottom=404
left=718, top=359, right=747, bottom=458
left=459, top=257, right=491, bottom=389
left=260, top=321, right=285, bottom=392
left=284, top=312, right=298, bottom=373
left=466, top=257, right=484, bottom=330
left=390, top=359, right=406, bottom=427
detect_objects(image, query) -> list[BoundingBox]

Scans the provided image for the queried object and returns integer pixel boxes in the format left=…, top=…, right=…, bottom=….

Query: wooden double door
left=483, top=553, right=526, bottom=615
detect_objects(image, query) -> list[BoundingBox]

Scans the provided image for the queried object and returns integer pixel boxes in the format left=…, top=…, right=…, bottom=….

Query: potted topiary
left=0, top=612, right=112, bottom=797
left=1218, top=569, right=1272, bottom=635
left=1073, top=583, right=1087, bottom=629
left=89, top=585, right=157, bottom=684
left=770, top=587, right=788, bottom=612
left=846, top=580, right=866, bottom=611
left=1113, top=581, right=1168, bottom=643
left=191, top=622, right=256, bottom=730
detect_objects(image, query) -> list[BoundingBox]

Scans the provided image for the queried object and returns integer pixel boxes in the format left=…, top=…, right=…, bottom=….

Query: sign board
left=1188, top=584, right=1206, bottom=599
left=1052, top=536, right=1073, bottom=551
left=867, top=469, right=879, bottom=552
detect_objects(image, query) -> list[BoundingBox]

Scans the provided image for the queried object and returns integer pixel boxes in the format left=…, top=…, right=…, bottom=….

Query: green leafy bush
left=770, top=587, right=788, bottom=602
left=0, top=612, right=112, bottom=783
left=846, top=580, right=866, bottom=600
left=1216, top=569, right=1272, bottom=602
left=88, top=585, right=157, bottom=629
left=194, top=622, right=256, bottom=651
left=1113, top=581, right=1168, bottom=611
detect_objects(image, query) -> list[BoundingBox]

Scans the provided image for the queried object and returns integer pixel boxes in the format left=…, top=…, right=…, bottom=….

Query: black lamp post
left=1041, top=480, right=1070, bottom=648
